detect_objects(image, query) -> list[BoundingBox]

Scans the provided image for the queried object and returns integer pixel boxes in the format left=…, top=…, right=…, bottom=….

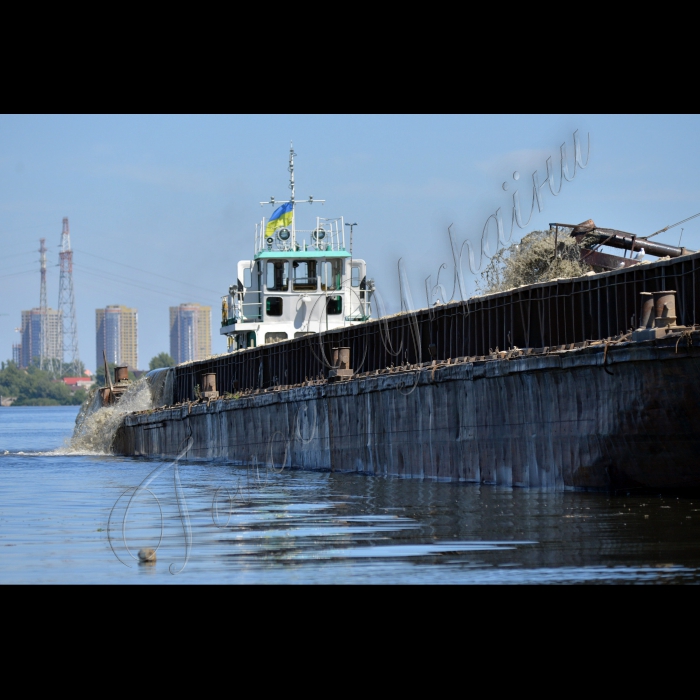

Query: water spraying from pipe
left=62, top=368, right=175, bottom=454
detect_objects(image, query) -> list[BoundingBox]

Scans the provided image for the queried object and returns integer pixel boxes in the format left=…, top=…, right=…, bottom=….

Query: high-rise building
left=12, top=344, right=21, bottom=366
left=20, top=309, right=62, bottom=369
left=169, top=303, right=211, bottom=364
left=96, top=305, right=138, bottom=370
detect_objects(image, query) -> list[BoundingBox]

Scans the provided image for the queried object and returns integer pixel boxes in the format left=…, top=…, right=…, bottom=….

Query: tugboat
left=220, top=146, right=375, bottom=351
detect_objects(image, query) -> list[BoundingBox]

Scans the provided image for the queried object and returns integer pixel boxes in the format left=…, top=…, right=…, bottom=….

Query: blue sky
left=1, top=114, right=699, bottom=371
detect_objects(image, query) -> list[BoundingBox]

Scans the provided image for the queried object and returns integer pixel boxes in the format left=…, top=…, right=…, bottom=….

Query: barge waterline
left=114, top=331, right=700, bottom=491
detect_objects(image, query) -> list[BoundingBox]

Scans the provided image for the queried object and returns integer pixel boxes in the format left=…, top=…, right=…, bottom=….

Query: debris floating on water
left=138, top=548, right=156, bottom=563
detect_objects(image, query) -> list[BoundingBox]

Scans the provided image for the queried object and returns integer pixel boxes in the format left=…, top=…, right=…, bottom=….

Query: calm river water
left=2, top=406, right=700, bottom=584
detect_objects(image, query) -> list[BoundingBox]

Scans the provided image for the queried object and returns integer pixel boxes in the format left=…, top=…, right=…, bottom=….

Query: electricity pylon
left=57, top=217, right=80, bottom=376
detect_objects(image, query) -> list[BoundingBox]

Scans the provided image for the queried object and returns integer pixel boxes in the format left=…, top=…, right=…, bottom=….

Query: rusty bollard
left=639, top=292, right=654, bottom=329
left=329, top=347, right=353, bottom=381
left=653, top=290, right=677, bottom=327
left=201, top=373, right=219, bottom=399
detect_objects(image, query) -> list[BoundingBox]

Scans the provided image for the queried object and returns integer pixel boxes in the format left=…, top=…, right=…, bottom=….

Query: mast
left=289, top=143, right=296, bottom=245
left=259, top=148, right=324, bottom=249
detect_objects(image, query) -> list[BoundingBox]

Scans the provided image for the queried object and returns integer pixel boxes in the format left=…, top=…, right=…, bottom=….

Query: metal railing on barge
left=173, top=251, right=700, bottom=403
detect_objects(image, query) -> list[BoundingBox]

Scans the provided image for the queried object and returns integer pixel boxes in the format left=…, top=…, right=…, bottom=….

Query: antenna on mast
left=289, top=143, right=297, bottom=241
left=257, top=147, right=325, bottom=252
left=289, top=142, right=296, bottom=204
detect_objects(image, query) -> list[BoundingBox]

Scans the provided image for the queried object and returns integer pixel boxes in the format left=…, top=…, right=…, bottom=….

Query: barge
left=107, top=152, right=700, bottom=490
left=116, top=329, right=700, bottom=490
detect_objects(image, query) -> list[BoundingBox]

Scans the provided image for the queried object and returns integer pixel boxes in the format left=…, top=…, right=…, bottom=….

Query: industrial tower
left=39, top=238, right=49, bottom=372
left=57, top=217, right=80, bottom=375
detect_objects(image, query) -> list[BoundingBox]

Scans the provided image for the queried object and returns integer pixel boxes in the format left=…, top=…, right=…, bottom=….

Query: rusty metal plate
left=579, top=249, right=640, bottom=270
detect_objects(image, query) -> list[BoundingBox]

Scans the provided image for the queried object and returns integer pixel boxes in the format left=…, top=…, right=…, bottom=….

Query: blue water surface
left=1, top=406, right=699, bottom=584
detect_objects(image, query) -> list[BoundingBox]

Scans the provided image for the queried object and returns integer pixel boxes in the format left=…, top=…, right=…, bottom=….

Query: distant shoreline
left=0, top=404, right=80, bottom=408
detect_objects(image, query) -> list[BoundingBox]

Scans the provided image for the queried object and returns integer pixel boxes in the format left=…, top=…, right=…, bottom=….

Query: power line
left=0, top=261, right=39, bottom=273
left=0, top=223, right=57, bottom=235
left=1, top=250, right=36, bottom=261
left=74, top=262, right=212, bottom=301
left=73, top=248, right=222, bottom=295
left=75, top=276, right=195, bottom=313
left=0, top=268, right=37, bottom=280
left=645, top=212, right=700, bottom=240
left=74, top=264, right=212, bottom=304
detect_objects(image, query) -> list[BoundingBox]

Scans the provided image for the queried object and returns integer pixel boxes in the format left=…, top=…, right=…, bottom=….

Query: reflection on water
left=1, top=407, right=700, bottom=584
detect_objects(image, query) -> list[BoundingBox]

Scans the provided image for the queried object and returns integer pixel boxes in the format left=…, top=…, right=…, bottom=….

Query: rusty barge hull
left=114, top=334, right=700, bottom=491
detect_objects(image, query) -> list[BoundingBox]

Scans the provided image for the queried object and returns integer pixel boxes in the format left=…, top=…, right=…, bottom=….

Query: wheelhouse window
left=327, top=295, right=342, bottom=315
left=321, top=260, right=343, bottom=291
left=265, top=331, right=288, bottom=344
left=235, top=332, right=256, bottom=349
left=266, top=297, right=283, bottom=316
left=266, top=261, right=289, bottom=291
left=292, top=260, right=317, bottom=291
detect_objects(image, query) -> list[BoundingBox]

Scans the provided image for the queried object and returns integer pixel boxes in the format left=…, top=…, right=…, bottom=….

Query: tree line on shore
left=0, top=352, right=174, bottom=406
left=0, top=362, right=87, bottom=406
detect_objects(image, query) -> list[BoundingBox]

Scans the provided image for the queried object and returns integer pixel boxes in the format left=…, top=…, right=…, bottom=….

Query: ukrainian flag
left=265, top=202, right=293, bottom=237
